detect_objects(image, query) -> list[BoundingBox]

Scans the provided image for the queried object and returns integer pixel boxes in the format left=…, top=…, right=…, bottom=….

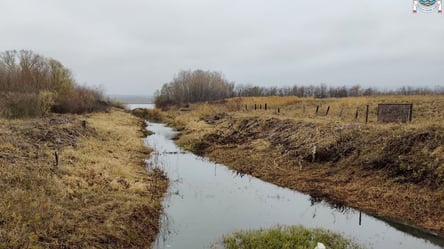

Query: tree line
left=0, top=50, right=110, bottom=118
left=155, top=69, right=444, bottom=107
left=235, top=84, right=444, bottom=98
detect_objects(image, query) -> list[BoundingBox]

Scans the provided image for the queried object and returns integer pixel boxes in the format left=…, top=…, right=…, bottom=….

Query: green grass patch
left=214, top=225, right=365, bottom=249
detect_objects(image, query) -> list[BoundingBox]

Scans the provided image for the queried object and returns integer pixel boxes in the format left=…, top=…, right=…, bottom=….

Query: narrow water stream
left=144, top=122, right=443, bottom=249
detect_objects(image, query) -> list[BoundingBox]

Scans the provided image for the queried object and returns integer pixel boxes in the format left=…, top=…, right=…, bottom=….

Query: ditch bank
left=172, top=113, right=444, bottom=237
left=0, top=109, right=167, bottom=248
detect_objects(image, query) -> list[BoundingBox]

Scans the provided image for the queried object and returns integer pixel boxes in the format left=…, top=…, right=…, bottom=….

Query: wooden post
left=277, top=107, right=280, bottom=114
left=409, top=104, right=413, bottom=122
left=265, top=103, right=267, bottom=110
left=54, top=150, right=59, bottom=168
left=260, top=104, right=262, bottom=110
left=339, top=107, right=344, bottom=118
left=312, top=145, right=317, bottom=162
left=315, top=105, right=319, bottom=115
left=325, top=106, right=330, bottom=116
left=245, top=104, right=248, bottom=111
left=355, top=107, right=359, bottom=120
left=303, top=104, right=306, bottom=113
left=81, top=120, right=86, bottom=129
left=365, top=105, right=369, bottom=123
left=359, top=211, right=362, bottom=226
left=254, top=104, right=257, bottom=110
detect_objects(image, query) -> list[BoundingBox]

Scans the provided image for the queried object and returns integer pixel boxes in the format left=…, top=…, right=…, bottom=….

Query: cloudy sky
left=1, top=0, right=443, bottom=95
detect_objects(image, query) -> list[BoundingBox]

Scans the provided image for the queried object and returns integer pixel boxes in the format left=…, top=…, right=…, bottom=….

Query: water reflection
left=145, top=123, right=444, bottom=249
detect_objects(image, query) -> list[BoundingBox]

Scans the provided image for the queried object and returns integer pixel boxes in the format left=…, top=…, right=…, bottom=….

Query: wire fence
left=239, top=102, right=414, bottom=124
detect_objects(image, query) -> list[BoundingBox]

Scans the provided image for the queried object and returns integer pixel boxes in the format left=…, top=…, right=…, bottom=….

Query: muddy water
left=144, top=122, right=443, bottom=249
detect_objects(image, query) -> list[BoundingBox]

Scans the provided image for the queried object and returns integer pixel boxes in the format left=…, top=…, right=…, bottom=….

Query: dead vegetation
left=0, top=108, right=167, bottom=248
left=161, top=95, right=444, bottom=237
left=131, top=108, right=164, bottom=123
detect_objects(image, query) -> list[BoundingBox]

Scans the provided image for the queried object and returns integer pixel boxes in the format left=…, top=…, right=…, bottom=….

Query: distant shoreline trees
left=154, top=70, right=235, bottom=108
left=155, top=70, right=444, bottom=108
left=0, top=50, right=110, bottom=118
left=234, top=84, right=444, bottom=98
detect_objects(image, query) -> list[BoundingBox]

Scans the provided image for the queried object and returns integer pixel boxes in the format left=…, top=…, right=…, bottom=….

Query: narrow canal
left=143, top=121, right=443, bottom=249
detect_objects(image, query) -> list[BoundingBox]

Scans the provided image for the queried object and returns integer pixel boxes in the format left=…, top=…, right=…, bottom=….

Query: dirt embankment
left=0, top=109, right=167, bottom=248
left=174, top=113, right=444, bottom=237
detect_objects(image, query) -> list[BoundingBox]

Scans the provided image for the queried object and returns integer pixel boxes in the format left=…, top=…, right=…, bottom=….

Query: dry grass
left=204, top=95, right=444, bottom=124
left=0, top=108, right=167, bottom=248
left=161, top=95, right=444, bottom=237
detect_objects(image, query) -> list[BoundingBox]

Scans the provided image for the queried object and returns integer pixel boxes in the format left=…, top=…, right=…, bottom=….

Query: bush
left=38, top=90, right=56, bottom=117
left=52, top=85, right=109, bottom=114
left=1, top=92, right=40, bottom=118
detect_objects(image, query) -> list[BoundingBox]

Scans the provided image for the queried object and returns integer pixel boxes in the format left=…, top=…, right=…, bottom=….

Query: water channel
left=130, top=105, right=444, bottom=249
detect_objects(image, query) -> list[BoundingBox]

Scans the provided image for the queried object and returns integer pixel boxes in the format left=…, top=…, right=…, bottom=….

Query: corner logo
left=413, top=0, right=442, bottom=13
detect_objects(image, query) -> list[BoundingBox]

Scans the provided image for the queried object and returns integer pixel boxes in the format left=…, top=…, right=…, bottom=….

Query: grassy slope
left=0, top=108, right=167, bottom=248
left=161, top=95, right=444, bottom=237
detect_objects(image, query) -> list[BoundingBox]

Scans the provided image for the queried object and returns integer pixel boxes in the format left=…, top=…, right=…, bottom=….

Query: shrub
left=52, top=85, right=109, bottom=114
left=1, top=92, right=40, bottom=118
left=38, top=90, right=56, bottom=117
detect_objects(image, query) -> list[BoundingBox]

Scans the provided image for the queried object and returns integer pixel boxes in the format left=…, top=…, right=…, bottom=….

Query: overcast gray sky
left=1, top=0, right=443, bottom=95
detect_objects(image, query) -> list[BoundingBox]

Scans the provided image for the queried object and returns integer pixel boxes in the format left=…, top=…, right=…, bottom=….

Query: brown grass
left=160, top=95, right=444, bottom=237
left=0, top=108, right=167, bottom=248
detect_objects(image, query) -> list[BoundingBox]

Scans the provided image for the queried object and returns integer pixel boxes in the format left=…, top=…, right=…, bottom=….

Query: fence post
left=355, top=107, right=359, bottom=120
left=255, top=104, right=257, bottom=110
left=265, top=103, right=267, bottom=110
left=365, top=105, right=369, bottom=123
left=277, top=107, right=280, bottom=114
left=54, top=150, right=59, bottom=168
left=339, top=107, right=344, bottom=118
left=315, top=105, right=319, bottom=115
left=245, top=104, right=248, bottom=111
left=260, top=104, right=262, bottom=110
left=325, top=106, right=330, bottom=116
left=409, top=104, right=413, bottom=122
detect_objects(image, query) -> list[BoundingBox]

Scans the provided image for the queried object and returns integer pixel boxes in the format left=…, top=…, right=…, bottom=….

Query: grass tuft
left=214, top=225, right=364, bottom=249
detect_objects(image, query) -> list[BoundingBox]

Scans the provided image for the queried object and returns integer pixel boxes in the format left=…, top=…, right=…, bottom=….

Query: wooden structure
left=377, top=104, right=413, bottom=123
